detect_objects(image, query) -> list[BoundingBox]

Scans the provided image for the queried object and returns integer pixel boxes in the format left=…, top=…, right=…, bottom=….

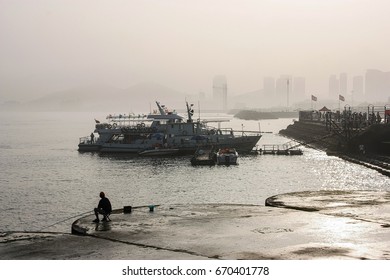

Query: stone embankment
left=279, top=120, right=340, bottom=151
left=279, top=120, right=390, bottom=176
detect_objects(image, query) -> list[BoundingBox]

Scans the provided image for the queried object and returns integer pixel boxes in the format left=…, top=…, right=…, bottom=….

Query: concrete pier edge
left=65, top=190, right=390, bottom=260
left=2, top=190, right=389, bottom=259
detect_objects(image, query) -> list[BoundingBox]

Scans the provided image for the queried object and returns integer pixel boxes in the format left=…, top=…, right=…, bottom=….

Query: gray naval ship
left=78, top=102, right=262, bottom=154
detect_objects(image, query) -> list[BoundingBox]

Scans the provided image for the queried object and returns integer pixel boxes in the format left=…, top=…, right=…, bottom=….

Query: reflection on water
left=0, top=112, right=389, bottom=232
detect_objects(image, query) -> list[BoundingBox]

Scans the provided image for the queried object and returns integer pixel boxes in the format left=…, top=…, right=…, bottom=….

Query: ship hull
left=91, top=135, right=261, bottom=154
left=78, top=144, right=101, bottom=152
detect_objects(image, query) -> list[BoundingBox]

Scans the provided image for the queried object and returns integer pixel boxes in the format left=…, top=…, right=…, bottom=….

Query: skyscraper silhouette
left=340, top=73, right=348, bottom=97
left=365, top=69, right=390, bottom=102
left=213, top=75, right=227, bottom=111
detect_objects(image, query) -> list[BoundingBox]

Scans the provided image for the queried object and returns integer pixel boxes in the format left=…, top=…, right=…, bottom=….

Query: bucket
left=148, top=205, right=155, bottom=212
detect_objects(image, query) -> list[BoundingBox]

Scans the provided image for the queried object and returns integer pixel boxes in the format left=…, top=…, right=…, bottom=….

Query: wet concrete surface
left=1, top=191, right=390, bottom=260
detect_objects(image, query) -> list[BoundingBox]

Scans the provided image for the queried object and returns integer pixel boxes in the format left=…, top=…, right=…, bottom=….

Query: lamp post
left=368, top=104, right=373, bottom=116
left=343, top=104, right=350, bottom=122
left=367, top=104, right=374, bottom=124
left=338, top=93, right=340, bottom=113
left=351, top=90, right=354, bottom=108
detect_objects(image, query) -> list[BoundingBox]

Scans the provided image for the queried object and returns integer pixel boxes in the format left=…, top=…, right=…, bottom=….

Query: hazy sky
left=1, top=0, right=390, bottom=100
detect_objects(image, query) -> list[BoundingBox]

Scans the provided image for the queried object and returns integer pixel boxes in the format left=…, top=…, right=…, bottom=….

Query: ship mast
left=186, top=102, right=194, bottom=122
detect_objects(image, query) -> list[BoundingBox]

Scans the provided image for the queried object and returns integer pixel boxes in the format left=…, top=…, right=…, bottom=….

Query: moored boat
left=191, top=146, right=216, bottom=166
left=78, top=101, right=261, bottom=154
left=78, top=136, right=102, bottom=152
left=216, top=148, right=239, bottom=165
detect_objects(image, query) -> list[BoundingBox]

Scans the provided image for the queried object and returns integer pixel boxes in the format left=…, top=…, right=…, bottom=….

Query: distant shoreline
left=233, top=110, right=299, bottom=120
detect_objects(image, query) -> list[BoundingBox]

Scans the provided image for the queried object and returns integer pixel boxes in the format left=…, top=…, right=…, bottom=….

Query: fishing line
left=39, top=210, right=93, bottom=231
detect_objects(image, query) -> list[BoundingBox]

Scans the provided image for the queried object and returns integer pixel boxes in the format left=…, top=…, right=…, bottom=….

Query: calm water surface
left=1, top=112, right=389, bottom=233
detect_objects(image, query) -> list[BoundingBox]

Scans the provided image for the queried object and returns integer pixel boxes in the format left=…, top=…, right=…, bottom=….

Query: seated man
left=93, top=192, right=112, bottom=222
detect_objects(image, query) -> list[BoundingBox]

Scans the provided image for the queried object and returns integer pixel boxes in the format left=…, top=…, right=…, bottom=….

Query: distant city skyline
left=326, top=69, right=390, bottom=105
left=225, top=68, right=390, bottom=110
left=1, top=1, right=390, bottom=106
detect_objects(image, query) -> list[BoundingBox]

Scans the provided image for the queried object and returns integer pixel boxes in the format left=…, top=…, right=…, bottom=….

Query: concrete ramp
left=70, top=192, right=390, bottom=259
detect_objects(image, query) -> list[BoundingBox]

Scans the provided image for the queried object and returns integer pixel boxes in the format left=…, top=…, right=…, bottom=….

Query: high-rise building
left=352, top=76, right=364, bottom=101
left=329, top=75, right=339, bottom=99
left=276, top=75, right=292, bottom=107
left=365, top=69, right=390, bottom=102
left=340, top=73, right=348, bottom=97
left=213, top=75, right=227, bottom=111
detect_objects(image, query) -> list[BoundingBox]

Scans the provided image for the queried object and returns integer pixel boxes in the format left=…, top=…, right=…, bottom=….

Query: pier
left=279, top=106, right=390, bottom=175
left=255, top=141, right=303, bottom=155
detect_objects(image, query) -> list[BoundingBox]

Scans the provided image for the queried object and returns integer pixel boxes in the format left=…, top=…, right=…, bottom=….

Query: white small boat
left=216, top=148, right=239, bottom=165
left=138, top=148, right=179, bottom=156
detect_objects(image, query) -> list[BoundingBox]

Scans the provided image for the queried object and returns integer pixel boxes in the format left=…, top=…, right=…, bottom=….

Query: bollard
left=123, top=206, right=132, bottom=213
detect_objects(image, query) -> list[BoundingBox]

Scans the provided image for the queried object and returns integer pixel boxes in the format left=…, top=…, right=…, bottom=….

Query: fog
left=1, top=0, right=390, bottom=110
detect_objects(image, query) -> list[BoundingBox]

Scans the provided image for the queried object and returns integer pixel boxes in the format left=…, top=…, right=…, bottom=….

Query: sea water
left=1, top=112, right=389, bottom=233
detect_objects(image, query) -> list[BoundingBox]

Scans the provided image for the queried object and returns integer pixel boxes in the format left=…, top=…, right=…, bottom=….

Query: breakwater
left=279, top=120, right=338, bottom=151
left=279, top=119, right=390, bottom=176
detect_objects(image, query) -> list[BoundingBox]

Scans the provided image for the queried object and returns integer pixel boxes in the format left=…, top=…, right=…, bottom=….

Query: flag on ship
left=311, top=95, right=317, bottom=101
left=339, top=94, right=345, bottom=101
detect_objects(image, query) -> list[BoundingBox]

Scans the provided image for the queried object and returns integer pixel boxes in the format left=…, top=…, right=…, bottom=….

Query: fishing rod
left=39, top=209, right=93, bottom=231
left=38, top=204, right=161, bottom=232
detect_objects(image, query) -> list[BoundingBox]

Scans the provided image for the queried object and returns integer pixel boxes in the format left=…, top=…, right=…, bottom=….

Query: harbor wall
left=279, top=120, right=341, bottom=152
left=279, top=120, right=390, bottom=155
